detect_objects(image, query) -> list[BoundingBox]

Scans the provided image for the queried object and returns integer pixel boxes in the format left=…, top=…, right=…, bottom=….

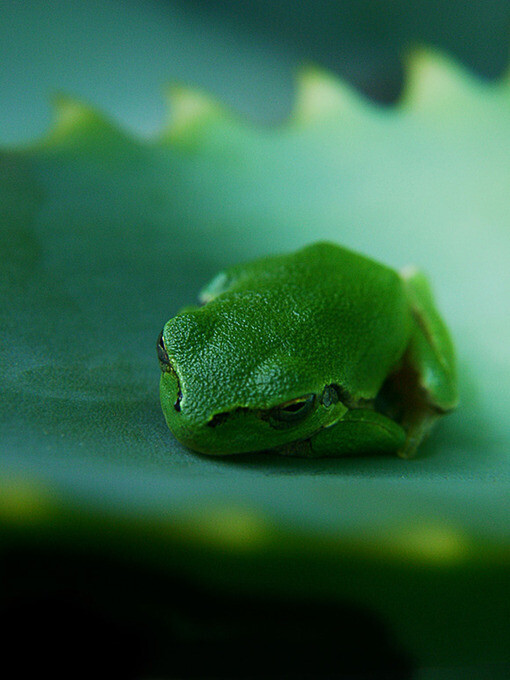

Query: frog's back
left=195, top=242, right=412, bottom=404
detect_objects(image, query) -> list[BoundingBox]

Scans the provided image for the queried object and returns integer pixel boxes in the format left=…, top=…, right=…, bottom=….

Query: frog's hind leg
left=386, top=267, right=459, bottom=458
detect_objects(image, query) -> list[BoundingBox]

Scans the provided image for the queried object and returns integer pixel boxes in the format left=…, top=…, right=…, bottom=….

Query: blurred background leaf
left=1, top=0, right=509, bottom=143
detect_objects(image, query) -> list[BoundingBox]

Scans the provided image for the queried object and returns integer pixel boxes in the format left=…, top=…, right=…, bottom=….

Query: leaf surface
left=1, top=49, right=509, bottom=667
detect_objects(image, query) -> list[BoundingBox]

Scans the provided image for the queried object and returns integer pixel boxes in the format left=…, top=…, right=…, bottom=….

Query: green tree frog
left=157, top=243, right=457, bottom=458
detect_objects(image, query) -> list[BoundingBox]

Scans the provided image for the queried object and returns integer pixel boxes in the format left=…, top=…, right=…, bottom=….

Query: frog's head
left=157, top=298, right=347, bottom=455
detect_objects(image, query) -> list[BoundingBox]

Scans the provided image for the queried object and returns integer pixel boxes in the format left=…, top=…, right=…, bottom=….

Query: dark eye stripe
left=174, top=387, right=182, bottom=412
left=157, top=330, right=170, bottom=366
left=157, top=330, right=182, bottom=411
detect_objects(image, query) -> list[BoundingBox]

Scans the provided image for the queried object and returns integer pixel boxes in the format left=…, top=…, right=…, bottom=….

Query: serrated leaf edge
left=3, top=47, right=509, bottom=152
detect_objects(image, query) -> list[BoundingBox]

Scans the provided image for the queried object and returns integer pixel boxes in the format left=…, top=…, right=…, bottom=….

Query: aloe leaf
left=1, top=49, right=509, bottom=670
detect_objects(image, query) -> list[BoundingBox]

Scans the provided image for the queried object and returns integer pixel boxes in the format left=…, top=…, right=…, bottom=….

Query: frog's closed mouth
left=157, top=242, right=457, bottom=458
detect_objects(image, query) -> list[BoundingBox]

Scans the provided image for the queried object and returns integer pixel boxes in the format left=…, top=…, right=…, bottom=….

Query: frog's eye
left=157, top=330, right=170, bottom=367
left=270, top=394, right=315, bottom=424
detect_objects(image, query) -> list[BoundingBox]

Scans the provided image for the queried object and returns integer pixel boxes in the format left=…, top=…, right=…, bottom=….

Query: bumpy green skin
left=158, top=243, right=457, bottom=457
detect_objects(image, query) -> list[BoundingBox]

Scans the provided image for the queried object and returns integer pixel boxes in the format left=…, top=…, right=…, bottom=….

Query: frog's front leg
left=301, top=410, right=406, bottom=457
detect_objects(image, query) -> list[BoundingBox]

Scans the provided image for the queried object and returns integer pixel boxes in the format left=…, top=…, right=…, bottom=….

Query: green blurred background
left=1, top=2, right=510, bottom=679
left=2, top=0, right=509, bottom=144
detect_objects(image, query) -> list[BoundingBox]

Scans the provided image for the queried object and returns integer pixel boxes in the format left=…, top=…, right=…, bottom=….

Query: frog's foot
left=398, top=409, right=442, bottom=458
